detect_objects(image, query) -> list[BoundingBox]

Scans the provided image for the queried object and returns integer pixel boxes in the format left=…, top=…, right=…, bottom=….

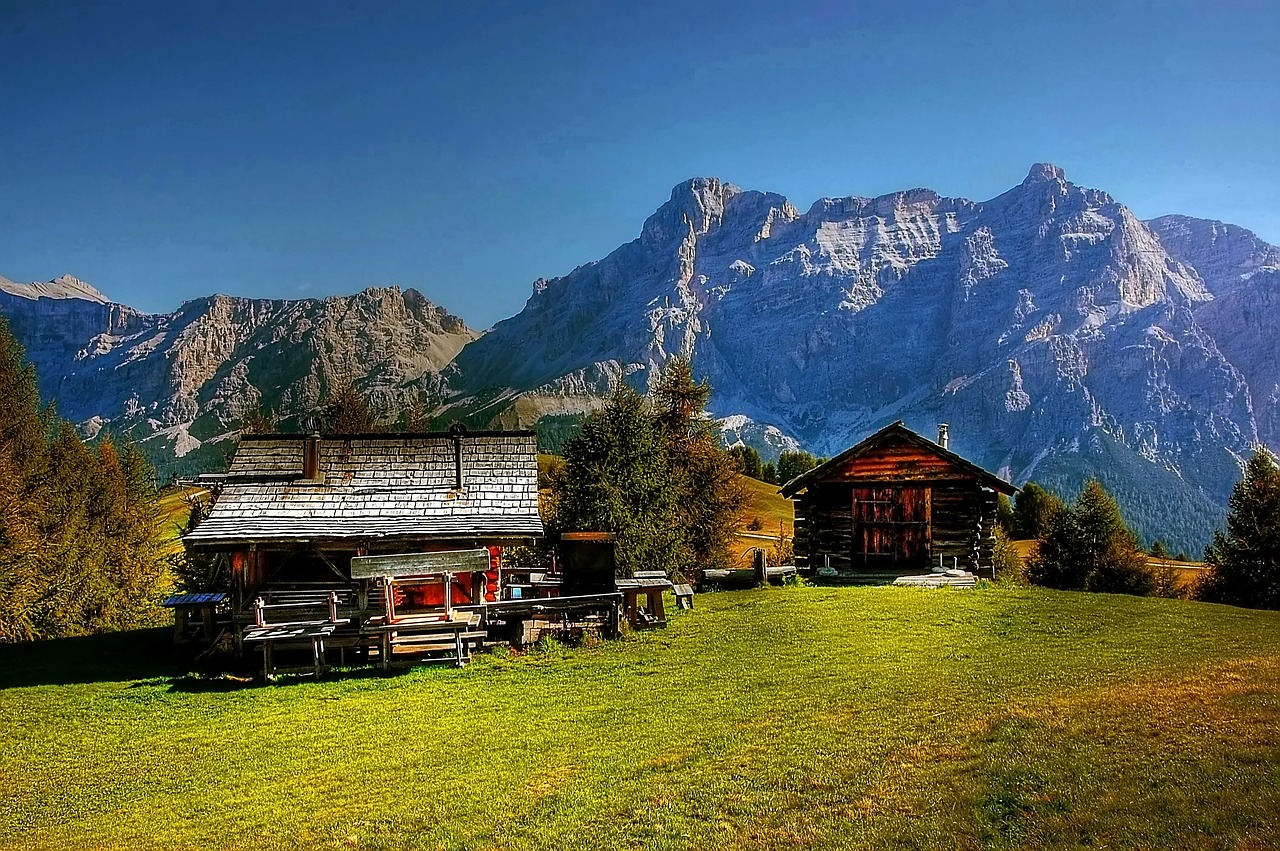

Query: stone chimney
left=938, top=423, right=950, bottom=451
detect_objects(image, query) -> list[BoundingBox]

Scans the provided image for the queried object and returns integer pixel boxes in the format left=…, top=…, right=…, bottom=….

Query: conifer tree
left=0, top=317, right=168, bottom=642
left=553, top=384, right=681, bottom=577
left=1028, top=478, right=1153, bottom=595
left=551, top=359, right=748, bottom=579
left=996, top=492, right=1015, bottom=534
left=776, top=450, right=820, bottom=486
left=1012, top=482, right=1065, bottom=539
left=1199, top=450, right=1280, bottom=609
left=728, top=445, right=763, bottom=480
left=654, top=359, right=747, bottom=571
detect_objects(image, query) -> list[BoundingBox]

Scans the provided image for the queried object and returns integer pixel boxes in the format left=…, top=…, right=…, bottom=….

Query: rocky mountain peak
left=0, top=273, right=110, bottom=304
left=641, top=177, right=743, bottom=246
left=1146, top=214, right=1280, bottom=296
left=1023, top=162, right=1068, bottom=184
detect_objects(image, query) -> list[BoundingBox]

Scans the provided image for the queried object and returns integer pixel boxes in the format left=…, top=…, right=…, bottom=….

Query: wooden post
left=753, top=548, right=767, bottom=586
left=327, top=591, right=339, bottom=624
left=444, top=571, right=453, bottom=619
left=173, top=607, right=188, bottom=642
left=383, top=576, right=395, bottom=623
left=200, top=605, right=215, bottom=640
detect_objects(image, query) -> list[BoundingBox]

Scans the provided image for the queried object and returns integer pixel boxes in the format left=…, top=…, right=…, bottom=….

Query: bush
left=991, top=527, right=1026, bottom=584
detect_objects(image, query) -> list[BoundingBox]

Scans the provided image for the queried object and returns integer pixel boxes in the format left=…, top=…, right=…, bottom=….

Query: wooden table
left=242, top=622, right=337, bottom=681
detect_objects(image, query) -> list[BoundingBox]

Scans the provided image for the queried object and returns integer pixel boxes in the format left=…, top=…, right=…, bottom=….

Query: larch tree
left=0, top=316, right=168, bottom=642
left=319, top=384, right=379, bottom=434
left=653, top=359, right=748, bottom=572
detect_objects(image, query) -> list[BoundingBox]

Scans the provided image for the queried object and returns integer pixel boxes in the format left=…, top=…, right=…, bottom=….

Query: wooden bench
left=247, top=589, right=353, bottom=681
left=363, top=611, right=484, bottom=669
left=672, top=583, right=694, bottom=610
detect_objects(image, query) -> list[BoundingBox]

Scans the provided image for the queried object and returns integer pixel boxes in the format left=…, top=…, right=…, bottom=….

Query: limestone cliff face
left=1147, top=215, right=1280, bottom=449
left=0, top=280, right=476, bottom=463
left=447, top=165, right=1277, bottom=551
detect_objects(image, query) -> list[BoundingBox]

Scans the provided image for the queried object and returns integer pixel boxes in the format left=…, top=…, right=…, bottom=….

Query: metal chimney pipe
left=303, top=433, right=322, bottom=480
left=938, top=423, right=950, bottom=450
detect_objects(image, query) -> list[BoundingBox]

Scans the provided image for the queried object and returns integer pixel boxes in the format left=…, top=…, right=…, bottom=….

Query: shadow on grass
left=160, top=665, right=400, bottom=693
left=0, top=628, right=187, bottom=689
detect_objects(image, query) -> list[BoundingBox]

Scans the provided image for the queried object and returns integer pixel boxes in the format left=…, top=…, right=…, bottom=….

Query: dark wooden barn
left=780, top=422, right=1017, bottom=581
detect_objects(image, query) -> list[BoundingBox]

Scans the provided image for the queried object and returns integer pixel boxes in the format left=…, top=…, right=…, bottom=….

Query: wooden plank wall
left=928, top=485, right=997, bottom=573
left=824, top=441, right=977, bottom=484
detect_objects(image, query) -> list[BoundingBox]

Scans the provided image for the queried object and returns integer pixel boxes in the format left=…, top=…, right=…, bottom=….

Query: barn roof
left=779, top=421, right=1017, bottom=497
left=184, top=430, right=543, bottom=547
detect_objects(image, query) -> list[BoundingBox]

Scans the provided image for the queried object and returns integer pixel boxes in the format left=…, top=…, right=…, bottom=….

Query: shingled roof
left=184, top=430, right=543, bottom=547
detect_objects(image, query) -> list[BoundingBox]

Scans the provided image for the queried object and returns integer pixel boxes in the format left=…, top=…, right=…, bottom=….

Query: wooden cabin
left=780, top=422, right=1017, bottom=581
left=182, top=426, right=543, bottom=674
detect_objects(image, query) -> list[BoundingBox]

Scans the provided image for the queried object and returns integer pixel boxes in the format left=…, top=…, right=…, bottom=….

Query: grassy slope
left=155, top=487, right=205, bottom=558
left=728, top=477, right=795, bottom=566
left=1, top=586, right=1278, bottom=850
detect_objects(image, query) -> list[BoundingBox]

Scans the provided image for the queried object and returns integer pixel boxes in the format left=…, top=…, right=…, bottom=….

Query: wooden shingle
left=185, top=431, right=543, bottom=547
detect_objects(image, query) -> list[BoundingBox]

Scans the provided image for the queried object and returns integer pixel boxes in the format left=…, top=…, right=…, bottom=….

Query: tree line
left=997, top=453, right=1280, bottom=610
left=727, top=444, right=824, bottom=486
left=0, top=319, right=166, bottom=642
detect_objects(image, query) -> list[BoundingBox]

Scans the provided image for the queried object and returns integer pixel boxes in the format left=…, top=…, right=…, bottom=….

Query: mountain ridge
left=3, top=164, right=1278, bottom=553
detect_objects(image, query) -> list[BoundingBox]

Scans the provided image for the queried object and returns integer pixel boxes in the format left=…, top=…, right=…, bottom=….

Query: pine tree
left=1199, top=450, right=1280, bottom=609
left=1028, top=478, right=1153, bottom=595
left=1012, top=482, right=1065, bottom=539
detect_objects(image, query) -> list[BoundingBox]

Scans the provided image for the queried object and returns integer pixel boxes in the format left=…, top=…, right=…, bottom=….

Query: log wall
left=791, top=433, right=1003, bottom=577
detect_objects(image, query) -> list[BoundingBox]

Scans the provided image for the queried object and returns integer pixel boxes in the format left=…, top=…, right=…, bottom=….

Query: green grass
left=155, top=487, right=207, bottom=558
left=2, top=586, right=1278, bottom=850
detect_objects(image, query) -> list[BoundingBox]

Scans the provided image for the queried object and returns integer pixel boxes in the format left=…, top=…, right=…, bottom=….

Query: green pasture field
left=1, top=585, right=1277, bottom=850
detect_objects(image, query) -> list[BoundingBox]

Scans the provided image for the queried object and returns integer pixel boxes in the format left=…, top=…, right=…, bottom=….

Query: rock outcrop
left=0, top=281, right=476, bottom=469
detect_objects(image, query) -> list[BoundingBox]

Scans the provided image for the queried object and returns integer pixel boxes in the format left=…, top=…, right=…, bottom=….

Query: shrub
left=991, top=527, right=1026, bottom=584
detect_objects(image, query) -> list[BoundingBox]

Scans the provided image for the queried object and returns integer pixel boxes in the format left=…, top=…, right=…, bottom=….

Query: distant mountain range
left=4, top=164, right=1278, bottom=553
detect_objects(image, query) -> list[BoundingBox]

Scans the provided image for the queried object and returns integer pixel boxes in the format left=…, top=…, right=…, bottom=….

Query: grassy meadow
left=2, top=585, right=1278, bottom=850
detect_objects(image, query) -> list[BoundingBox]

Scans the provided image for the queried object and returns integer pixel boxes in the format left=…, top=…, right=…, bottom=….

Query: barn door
left=852, top=487, right=931, bottom=570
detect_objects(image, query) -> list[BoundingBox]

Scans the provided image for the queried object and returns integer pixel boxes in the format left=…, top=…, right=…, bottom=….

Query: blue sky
left=1, top=0, right=1276, bottom=328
